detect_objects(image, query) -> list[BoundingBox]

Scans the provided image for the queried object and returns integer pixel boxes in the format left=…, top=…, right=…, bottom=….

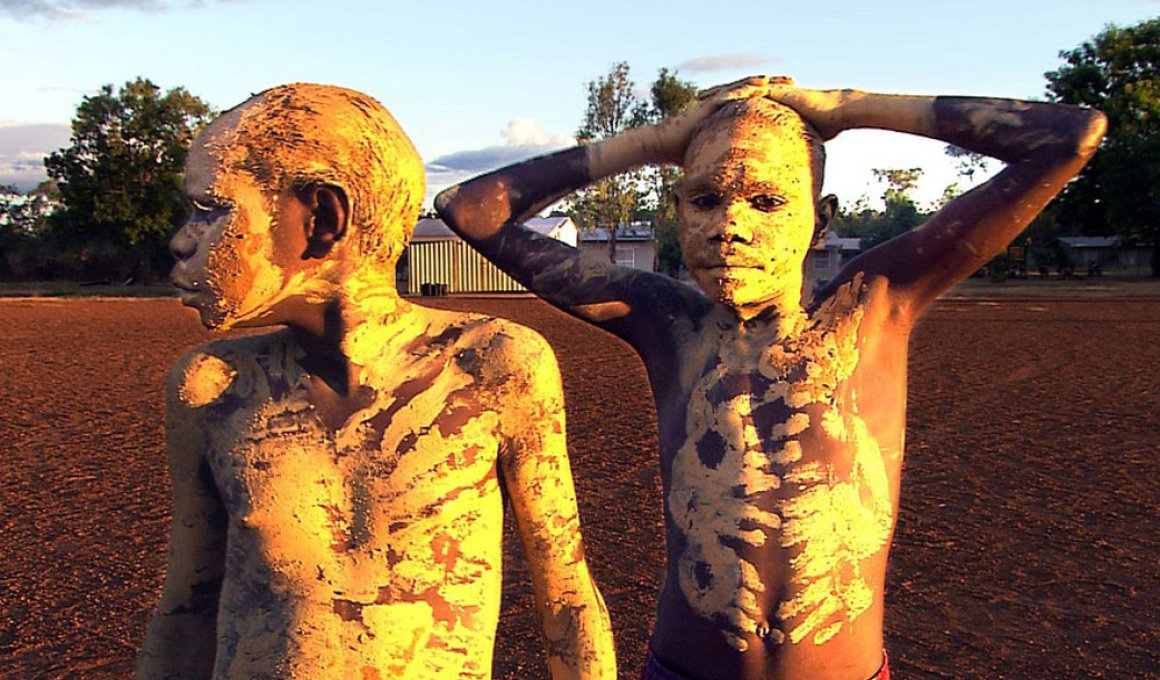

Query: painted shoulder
left=432, top=311, right=561, bottom=386
left=166, top=330, right=290, bottom=410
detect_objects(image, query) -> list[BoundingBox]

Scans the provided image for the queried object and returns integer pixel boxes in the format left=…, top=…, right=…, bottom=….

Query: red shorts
left=642, top=650, right=890, bottom=680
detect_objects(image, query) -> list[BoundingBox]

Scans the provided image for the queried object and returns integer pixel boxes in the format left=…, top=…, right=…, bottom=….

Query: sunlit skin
left=138, top=84, right=615, bottom=680
left=435, top=78, right=1105, bottom=680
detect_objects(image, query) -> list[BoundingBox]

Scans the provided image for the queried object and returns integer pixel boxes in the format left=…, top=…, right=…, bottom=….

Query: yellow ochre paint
left=140, top=84, right=615, bottom=680
left=669, top=274, right=893, bottom=651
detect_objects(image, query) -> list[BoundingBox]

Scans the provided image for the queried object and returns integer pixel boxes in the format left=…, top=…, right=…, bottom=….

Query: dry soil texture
left=1, top=296, right=1156, bottom=679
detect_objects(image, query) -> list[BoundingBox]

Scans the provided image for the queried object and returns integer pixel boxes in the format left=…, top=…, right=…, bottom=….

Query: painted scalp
left=221, top=83, right=425, bottom=265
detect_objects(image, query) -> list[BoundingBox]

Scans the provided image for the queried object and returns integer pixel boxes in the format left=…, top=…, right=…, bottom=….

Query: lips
left=169, top=271, right=202, bottom=296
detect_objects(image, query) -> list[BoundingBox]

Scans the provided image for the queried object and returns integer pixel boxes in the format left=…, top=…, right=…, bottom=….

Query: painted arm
left=765, top=84, right=1107, bottom=315
left=137, top=362, right=227, bottom=679
left=434, top=88, right=763, bottom=337
left=497, top=331, right=616, bottom=679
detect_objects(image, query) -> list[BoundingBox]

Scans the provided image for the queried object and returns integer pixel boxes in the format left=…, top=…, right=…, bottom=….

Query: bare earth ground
left=0, top=296, right=1156, bottom=679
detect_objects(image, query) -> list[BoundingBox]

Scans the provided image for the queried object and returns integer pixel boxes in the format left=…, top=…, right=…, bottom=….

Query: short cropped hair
left=215, top=83, right=425, bottom=266
left=693, top=98, right=827, bottom=199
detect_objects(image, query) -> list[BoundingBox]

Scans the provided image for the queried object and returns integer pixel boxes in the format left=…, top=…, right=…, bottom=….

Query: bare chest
left=201, top=356, right=503, bottom=550
left=665, top=288, right=906, bottom=650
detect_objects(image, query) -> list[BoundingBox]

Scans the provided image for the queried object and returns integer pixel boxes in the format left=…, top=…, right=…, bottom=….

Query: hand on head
left=697, top=76, right=854, bottom=142
left=647, top=76, right=797, bottom=164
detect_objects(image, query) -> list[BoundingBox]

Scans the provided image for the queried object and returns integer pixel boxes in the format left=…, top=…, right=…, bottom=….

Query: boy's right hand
left=645, top=75, right=795, bottom=164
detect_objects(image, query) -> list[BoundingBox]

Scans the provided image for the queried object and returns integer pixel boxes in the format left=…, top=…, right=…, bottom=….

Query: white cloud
left=676, top=53, right=775, bottom=73
left=0, top=0, right=251, bottom=20
left=0, top=123, right=69, bottom=191
left=423, top=118, right=575, bottom=208
left=501, top=118, right=573, bottom=148
left=427, top=118, right=574, bottom=175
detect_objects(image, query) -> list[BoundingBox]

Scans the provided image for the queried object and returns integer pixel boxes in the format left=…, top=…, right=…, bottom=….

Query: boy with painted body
left=137, top=84, right=615, bottom=680
left=435, top=79, right=1105, bottom=679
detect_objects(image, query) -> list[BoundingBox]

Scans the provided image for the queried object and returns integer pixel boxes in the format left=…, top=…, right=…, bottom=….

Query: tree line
left=2, top=19, right=1158, bottom=283
left=564, top=20, right=1160, bottom=278
left=0, top=78, right=210, bottom=283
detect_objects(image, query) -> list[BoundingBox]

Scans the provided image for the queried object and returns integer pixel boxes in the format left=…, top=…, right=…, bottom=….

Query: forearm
left=539, top=574, right=617, bottom=680
left=435, top=127, right=662, bottom=237
left=836, top=92, right=1104, bottom=162
left=137, top=610, right=218, bottom=679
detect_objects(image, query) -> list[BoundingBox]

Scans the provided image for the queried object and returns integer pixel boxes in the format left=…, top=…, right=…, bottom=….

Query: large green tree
left=45, top=77, right=212, bottom=281
left=645, top=68, right=699, bottom=276
left=1045, top=18, right=1160, bottom=276
left=570, top=62, right=649, bottom=263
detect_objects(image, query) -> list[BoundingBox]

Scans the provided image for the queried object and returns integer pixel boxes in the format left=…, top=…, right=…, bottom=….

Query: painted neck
left=283, top=264, right=411, bottom=364
left=731, top=277, right=806, bottom=337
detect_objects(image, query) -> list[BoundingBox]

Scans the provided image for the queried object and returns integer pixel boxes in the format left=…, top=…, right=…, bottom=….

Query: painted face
left=679, top=109, right=818, bottom=314
left=170, top=116, right=310, bottom=330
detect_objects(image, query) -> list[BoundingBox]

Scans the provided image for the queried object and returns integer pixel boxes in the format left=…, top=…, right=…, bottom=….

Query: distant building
left=578, top=223, right=656, bottom=271
left=402, top=217, right=577, bottom=294
left=806, top=232, right=863, bottom=283
left=1047, top=236, right=1153, bottom=274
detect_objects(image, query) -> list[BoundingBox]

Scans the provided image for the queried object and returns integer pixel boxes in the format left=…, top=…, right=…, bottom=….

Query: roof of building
left=1057, top=236, right=1120, bottom=248
left=578, top=224, right=655, bottom=242
left=813, top=232, right=863, bottom=251
left=412, top=216, right=573, bottom=241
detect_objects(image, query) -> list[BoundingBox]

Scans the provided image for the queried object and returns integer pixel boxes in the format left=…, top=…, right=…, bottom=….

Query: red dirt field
left=1, top=296, right=1156, bottom=679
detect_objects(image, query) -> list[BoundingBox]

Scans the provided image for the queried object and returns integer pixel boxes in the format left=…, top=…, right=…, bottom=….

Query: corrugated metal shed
left=406, top=217, right=577, bottom=294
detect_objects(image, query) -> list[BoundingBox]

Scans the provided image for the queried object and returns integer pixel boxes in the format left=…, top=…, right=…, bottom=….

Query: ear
left=812, top=194, right=838, bottom=247
left=301, top=183, right=349, bottom=260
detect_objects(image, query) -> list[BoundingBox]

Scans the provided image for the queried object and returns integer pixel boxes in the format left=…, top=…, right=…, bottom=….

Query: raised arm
left=765, top=85, right=1106, bottom=316
left=434, top=88, right=763, bottom=338
left=137, top=360, right=227, bottom=679
left=495, top=329, right=616, bottom=679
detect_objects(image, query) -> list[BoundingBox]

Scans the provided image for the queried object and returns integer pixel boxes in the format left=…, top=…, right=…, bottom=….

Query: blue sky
left=1, top=0, right=1156, bottom=208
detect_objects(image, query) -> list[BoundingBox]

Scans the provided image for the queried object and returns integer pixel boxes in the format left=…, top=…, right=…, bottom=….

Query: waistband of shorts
left=642, top=649, right=889, bottom=680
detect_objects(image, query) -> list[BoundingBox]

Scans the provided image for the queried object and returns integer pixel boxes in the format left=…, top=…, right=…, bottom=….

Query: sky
left=0, top=0, right=1157, bottom=210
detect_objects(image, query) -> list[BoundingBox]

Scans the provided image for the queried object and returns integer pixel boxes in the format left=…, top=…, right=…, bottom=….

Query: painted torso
left=177, top=313, right=516, bottom=679
left=647, top=275, right=909, bottom=679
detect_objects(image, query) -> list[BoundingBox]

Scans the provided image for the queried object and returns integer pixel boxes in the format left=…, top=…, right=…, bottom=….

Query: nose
left=709, top=201, right=754, bottom=244
left=169, top=223, right=198, bottom=262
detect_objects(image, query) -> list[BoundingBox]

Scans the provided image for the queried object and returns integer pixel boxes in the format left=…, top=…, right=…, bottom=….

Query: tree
left=45, top=77, right=212, bottom=281
left=0, top=182, right=60, bottom=280
left=1045, top=18, right=1160, bottom=276
left=833, top=167, right=926, bottom=249
left=944, top=144, right=990, bottom=182
left=645, top=68, right=699, bottom=276
left=570, top=62, right=650, bottom=263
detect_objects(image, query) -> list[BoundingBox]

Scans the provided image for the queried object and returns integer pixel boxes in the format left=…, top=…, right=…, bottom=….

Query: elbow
left=433, top=186, right=459, bottom=226
left=433, top=182, right=513, bottom=238
left=1075, top=109, right=1108, bottom=161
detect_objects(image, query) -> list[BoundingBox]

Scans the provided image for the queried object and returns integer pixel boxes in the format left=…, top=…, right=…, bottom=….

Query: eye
left=689, top=193, right=721, bottom=210
left=749, top=194, right=786, bottom=212
left=188, top=199, right=231, bottom=223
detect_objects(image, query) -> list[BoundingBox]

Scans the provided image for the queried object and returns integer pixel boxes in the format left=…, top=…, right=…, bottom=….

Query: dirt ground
left=0, top=296, right=1156, bottom=679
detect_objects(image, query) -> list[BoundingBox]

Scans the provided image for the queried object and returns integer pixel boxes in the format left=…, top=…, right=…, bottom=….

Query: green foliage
left=833, top=167, right=927, bottom=249
left=646, top=68, right=699, bottom=276
left=1045, top=18, right=1160, bottom=275
left=44, top=77, right=212, bottom=280
left=944, top=144, right=990, bottom=181
left=870, top=167, right=924, bottom=204
left=571, top=62, right=649, bottom=263
left=834, top=200, right=924, bottom=250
